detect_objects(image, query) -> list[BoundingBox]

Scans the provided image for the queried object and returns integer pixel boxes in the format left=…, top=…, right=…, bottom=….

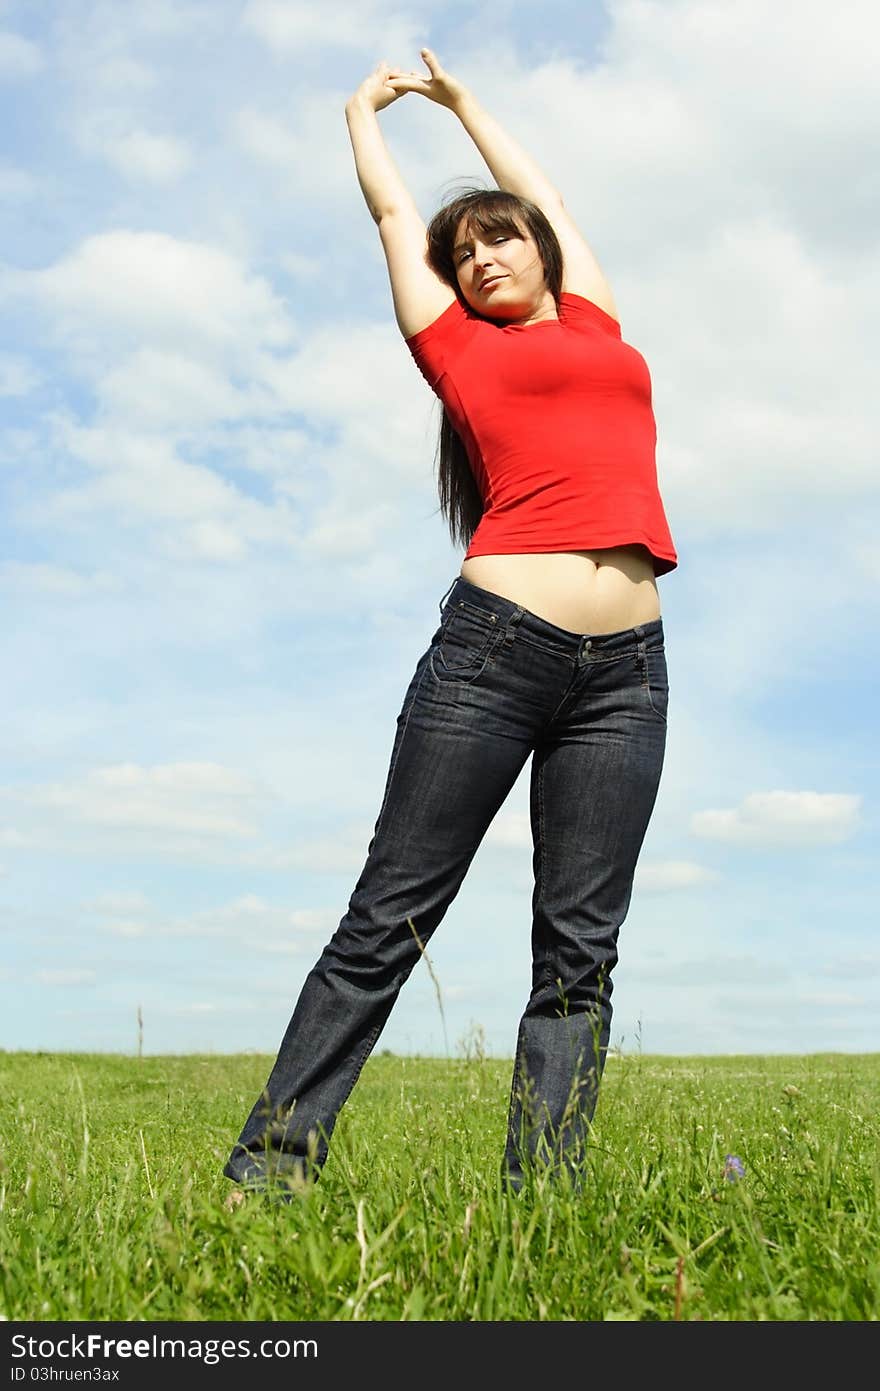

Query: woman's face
left=453, top=216, right=549, bottom=318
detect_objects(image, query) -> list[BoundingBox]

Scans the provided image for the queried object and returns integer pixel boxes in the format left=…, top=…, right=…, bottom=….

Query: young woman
left=224, top=49, right=676, bottom=1200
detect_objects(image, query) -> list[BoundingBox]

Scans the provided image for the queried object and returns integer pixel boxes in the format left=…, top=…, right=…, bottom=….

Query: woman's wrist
left=345, top=92, right=377, bottom=118
left=449, top=85, right=476, bottom=118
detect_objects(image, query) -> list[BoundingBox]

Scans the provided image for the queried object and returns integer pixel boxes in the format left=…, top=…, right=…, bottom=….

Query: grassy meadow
left=1, top=1047, right=878, bottom=1321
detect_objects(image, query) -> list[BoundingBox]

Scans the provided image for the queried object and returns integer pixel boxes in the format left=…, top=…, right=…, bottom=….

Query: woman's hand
left=384, top=47, right=470, bottom=111
left=347, top=59, right=407, bottom=114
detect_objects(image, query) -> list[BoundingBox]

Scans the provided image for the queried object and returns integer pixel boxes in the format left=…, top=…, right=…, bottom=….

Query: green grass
left=1, top=1049, right=878, bottom=1320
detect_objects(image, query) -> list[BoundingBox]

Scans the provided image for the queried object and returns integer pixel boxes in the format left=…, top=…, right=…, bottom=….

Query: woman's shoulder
left=404, top=294, right=475, bottom=348
left=559, top=292, right=622, bottom=336
left=403, top=296, right=489, bottom=389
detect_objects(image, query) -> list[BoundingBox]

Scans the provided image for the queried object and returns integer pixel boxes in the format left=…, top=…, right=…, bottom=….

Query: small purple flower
left=723, top=1153, right=745, bottom=1182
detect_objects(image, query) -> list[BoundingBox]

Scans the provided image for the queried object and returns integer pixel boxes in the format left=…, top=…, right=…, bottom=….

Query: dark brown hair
left=423, top=185, right=564, bottom=550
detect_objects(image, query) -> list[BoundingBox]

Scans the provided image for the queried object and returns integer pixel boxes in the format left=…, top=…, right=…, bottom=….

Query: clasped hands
left=349, top=47, right=470, bottom=113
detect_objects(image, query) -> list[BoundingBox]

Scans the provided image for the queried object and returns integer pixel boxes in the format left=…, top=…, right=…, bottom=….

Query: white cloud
left=0, top=28, right=44, bottom=76
left=241, top=0, right=418, bottom=57
left=799, top=991, right=866, bottom=1009
left=607, top=0, right=877, bottom=144
left=0, top=828, right=32, bottom=848
left=278, top=251, right=322, bottom=281
left=53, top=0, right=211, bottom=55
left=6, top=230, right=295, bottom=362
left=301, top=501, right=398, bottom=559
left=243, top=825, right=376, bottom=875
left=180, top=896, right=334, bottom=949
left=626, top=953, right=772, bottom=987
left=42, top=420, right=301, bottom=560
left=77, top=119, right=192, bottom=183
left=36, top=969, right=97, bottom=987
left=822, top=955, right=880, bottom=982
left=255, top=319, right=427, bottom=454
left=0, top=164, right=39, bottom=200
left=635, top=859, right=721, bottom=892
left=163, top=1001, right=222, bottom=1015
left=102, top=920, right=150, bottom=939
left=691, top=790, right=862, bottom=846
left=485, top=810, right=530, bottom=849
left=1, top=562, right=121, bottom=597
left=0, top=352, right=41, bottom=396
left=853, top=541, right=880, bottom=583
left=83, top=891, right=149, bottom=915
left=233, top=107, right=301, bottom=168
left=230, top=92, right=364, bottom=203
left=76, top=54, right=157, bottom=95
left=93, top=892, right=334, bottom=954
left=98, top=347, right=251, bottom=428
left=10, top=762, right=269, bottom=839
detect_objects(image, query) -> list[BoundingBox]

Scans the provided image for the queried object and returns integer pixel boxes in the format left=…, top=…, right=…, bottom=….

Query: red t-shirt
left=404, top=291, right=677, bottom=576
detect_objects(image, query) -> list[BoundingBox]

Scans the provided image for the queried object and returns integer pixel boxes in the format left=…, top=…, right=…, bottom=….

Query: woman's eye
left=458, top=235, right=509, bottom=265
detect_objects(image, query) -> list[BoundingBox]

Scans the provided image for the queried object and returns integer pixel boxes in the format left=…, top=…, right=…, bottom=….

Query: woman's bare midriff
left=458, top=544, right=661, bottom=636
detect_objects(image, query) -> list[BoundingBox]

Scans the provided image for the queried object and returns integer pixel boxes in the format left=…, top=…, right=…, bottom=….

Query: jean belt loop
left=438, top=577, right=457, bottom=615
left=505, top=606, right=525, bottom=639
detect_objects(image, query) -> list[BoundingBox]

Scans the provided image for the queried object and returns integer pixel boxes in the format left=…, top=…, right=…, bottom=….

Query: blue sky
left=1, top=0, right=877, bottom=1059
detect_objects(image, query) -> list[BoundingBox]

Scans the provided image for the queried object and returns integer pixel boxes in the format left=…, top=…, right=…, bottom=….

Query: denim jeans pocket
left=640, top=643, right=669, bottom=722
left=431, top=600, right=501, bottom=683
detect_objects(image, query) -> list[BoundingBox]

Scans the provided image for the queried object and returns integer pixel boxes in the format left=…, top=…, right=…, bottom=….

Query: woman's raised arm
left=344, top=60, right=457, bottom=340
left=345, top=61, right=420, bottom=223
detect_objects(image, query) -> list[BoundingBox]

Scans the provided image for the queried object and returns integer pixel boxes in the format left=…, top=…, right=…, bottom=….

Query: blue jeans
left=224, top=576, right=668, bottom=1193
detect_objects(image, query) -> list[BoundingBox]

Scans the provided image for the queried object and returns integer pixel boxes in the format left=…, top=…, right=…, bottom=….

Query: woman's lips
left=480, top=276, right=505, bottom=291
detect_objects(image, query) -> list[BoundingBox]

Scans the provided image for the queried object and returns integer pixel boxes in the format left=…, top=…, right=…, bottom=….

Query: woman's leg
left=224, top=594, right=538, bottom=1190
left=502, top=630, right=669, bottom=1190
